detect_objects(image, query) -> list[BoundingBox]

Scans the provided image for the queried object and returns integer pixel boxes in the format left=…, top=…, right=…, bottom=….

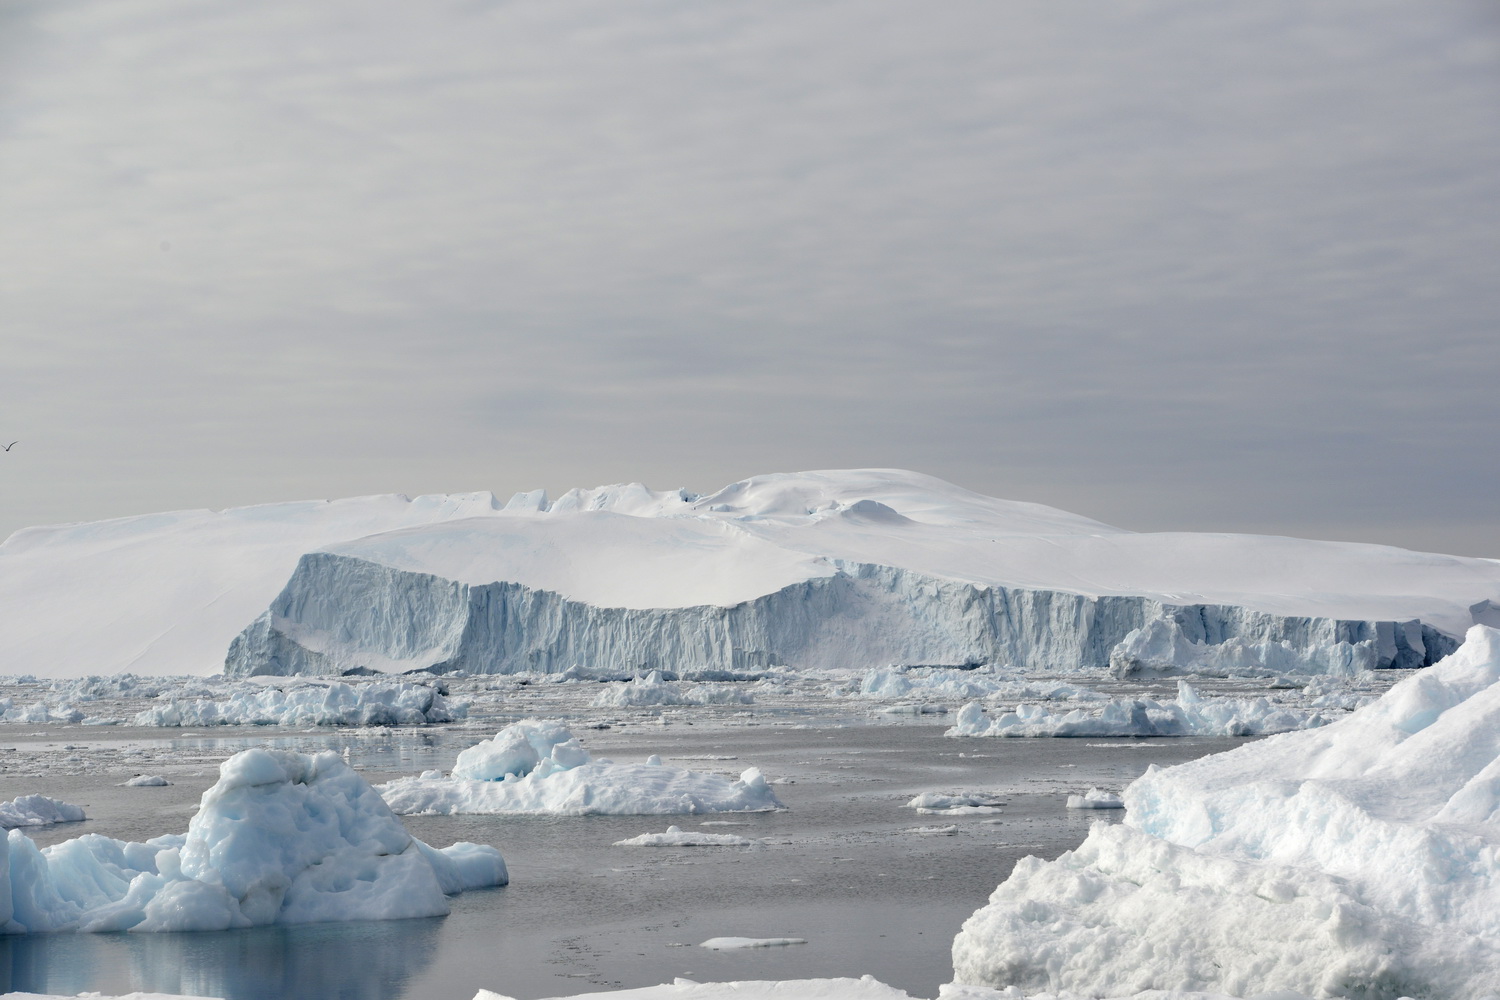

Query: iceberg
left=590, top=671, right=755, bottom=708
left=950, top=624, right=1500, bottom=998
left=0, top=795, right=85, bottom=829
left=946, top=681, right=1333, bottom=738
left=378, top=719, right=783, bottom=816
left=1, top=747, right=505, bottom=934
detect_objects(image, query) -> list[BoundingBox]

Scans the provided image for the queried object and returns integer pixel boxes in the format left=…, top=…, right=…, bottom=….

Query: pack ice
left=378, top=719, right=782, bottom=816
left=4, top=469, right=1495, bottom=680
left=1, top=748, right=505, bottom=934
left=950, top=624, right=1500, bottom=999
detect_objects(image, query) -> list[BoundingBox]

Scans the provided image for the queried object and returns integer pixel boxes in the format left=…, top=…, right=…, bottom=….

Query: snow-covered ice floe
left=947, top=680, right=1333, bottom=738
left=121, top=775, right=171, bottom=787
left=950, top=624, right=1500, bottom=998
left=0, top=993, right=226, bottom=1000
left=378, top=719, right=783, bottom=816
left=1065, top=788, right=1123, bottom=809
left=614, top=826, right=761, bottom=847
left=0, top=748, right=505, bottom=934
left=0, top=795, right=85, bottom=829
left=135, top=677, right=459, bottom=726
left=906, top=793, right=1004, bottom=816
left=699, top=937, right=807, bottom=950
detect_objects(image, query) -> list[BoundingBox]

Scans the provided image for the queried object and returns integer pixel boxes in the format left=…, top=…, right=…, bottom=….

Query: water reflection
left=0, top=916, right=444, bottom=1000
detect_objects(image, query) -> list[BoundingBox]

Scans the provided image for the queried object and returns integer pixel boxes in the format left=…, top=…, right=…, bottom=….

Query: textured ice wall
left=225, top=553, right=1455, bottom=678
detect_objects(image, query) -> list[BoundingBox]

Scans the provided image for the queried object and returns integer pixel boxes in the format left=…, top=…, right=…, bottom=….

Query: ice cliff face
left=225, top=550, right=1455, bottom=678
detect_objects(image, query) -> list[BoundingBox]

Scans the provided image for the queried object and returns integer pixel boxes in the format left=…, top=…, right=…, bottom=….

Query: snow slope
left=950, top=624, right=1500, bottom=998
left=0, top=493, right=504, bottom=677
left=4, top=469, right=1498, bottom=679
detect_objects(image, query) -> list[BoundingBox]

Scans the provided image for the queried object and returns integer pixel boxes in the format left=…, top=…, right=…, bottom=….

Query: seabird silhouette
left=1, top=441, right=15, bottom=452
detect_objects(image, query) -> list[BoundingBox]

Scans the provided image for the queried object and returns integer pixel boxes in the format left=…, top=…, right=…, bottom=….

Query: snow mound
left=122, top=775, right=171, bottom=787
left=135, top=678, right=457, bottom=727
left=950, top=624, right=1500, bottom=998
left=0, top=795, right=85, bottom=828
left=613, top=825, right=761, bottom=847
left=378, top=719, right=783, bottom=816
left=946, top=681, right=1333, bottom=738
left=0, top=748, right=505, bottom=933
left=591, top=671, right=754, bottom=708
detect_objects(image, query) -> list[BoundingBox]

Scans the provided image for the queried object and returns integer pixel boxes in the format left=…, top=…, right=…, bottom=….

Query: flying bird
left=2, top=441, right=15, bottom=451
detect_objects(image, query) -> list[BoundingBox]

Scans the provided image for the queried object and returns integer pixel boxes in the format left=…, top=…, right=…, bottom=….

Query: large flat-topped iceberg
left=4, top=469, right=1497, bottom=679
left=950, top=624, right=1500, bottom=998
left=227, top=470, right=1498, bottom=677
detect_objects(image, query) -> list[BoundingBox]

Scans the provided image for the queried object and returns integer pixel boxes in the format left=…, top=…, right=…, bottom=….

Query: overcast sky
left=2, top=0, right=1498, bottom=556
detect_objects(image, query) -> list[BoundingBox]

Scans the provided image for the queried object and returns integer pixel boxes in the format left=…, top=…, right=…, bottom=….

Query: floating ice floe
left=947, top=680, right=1332, bottom=738
left=378, top=719, right=783, bottom=816
left=591, top=671, right=754, bottom=708
left=121, top=775, right=171, bottom=787
left=905, top=793, right=1005, bottom=817
left=474, top=976, right=917, bottom=1000
left=614, top=825, right=761, bottom=847
left=1065, top=788, right=1123, bottom=809
left=0, top=794, right=85, bottom=829
left=134, top=678, right=459, bottom=727
left=950, top=624, right=1500, bottom=998
left=699, top=937, right=807, bottom=950
left=0, top=747, right=505, bottom=934
left=858, top=669, right=1105, bottom=704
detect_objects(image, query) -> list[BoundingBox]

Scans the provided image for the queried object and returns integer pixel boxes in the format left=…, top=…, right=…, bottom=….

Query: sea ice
left=121, top=775, right=171, bottom=787
left=378, top=719, right=783, bottom=816
left=950, top=624, right=1500, bottom=998
left=613, top=826, right=761, bottom=847
left=946, top=680, right=1332, bottom=738
left=0, top=748, right=505, bottom=933
left=0, top=795, right=85, bottom=828
left=472, top=976, right=916, bottom=1000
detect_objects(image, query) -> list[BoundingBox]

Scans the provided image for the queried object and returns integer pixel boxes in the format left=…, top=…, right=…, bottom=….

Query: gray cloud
left=2, top=0, right=1498, bottom=555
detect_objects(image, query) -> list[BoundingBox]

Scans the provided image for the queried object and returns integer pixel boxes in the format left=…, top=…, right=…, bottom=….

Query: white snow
left=613, top=825, right=761, bottom=847
left=699, top=937, right=807, bottom=950
left=946, top=681, right=1334, bottom=738
left=0, top=795, right=85, bottom=828
left=378, top=719, right=783, bottom=816
left=950, top=624, right=1500, bottom=998
left=0, top=747, right=505, bottom=933
left=7, top=469, right=1498, bottom=679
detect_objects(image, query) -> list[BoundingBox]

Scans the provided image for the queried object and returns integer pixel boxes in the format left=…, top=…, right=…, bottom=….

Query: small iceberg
left=0, top=794, right=85, bottom=829
left=1, top=748, right=505, bottom=934
left=1065, top=788, right=1124, bottom=809
left=378, top=719, right=783, bottom=816
left=614, top=825, right=761, bottom=847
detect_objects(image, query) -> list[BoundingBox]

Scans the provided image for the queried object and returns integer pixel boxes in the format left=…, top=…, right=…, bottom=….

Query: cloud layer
left=3, top=0, right=1498, bottom=554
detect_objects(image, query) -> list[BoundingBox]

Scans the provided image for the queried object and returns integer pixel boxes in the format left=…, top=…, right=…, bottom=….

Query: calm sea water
left=0, top=720, right=1242, bottom=999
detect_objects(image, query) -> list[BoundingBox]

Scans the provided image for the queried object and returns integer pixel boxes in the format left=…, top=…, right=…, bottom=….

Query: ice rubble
left=946, top=680, right=1333, bottom=738
left=211, top=469, right=1483, bottom=680
left=134, top=677, right=458, bottom=727
left=1065, top=788, right=1123, bottom=809
left=0, top=747, right=505, bottom=934
left=591, top=671, right=754, bottom=708
left=378, top=719, right=783, bottom=816
left=950, top=624, right=1500, bottom=999
left=470, top=980, right=1285, bottom=1000
left=0, top=795, right=85, bottom=828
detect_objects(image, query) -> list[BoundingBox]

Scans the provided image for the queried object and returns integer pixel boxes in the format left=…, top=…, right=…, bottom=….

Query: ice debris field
left=3, top=470, right=1500, bottom=999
